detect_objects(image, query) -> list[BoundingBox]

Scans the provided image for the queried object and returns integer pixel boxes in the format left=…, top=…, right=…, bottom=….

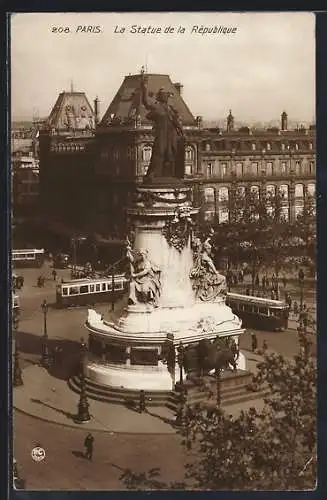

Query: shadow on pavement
left=30, top=397, right=76, bottom=421
left=16, top=331, right=81, bottom=381
left=72, top=450, right=86, bottom=459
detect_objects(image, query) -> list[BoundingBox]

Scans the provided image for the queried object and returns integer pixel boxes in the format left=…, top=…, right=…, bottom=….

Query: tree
left=119, top=321, right=316, bottom=491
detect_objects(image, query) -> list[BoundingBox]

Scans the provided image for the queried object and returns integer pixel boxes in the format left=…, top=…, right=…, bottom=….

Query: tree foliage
left=119, top=323, right=316, bottom=491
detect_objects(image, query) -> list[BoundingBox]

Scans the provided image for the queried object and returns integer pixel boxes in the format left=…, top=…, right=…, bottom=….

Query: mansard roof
left=46, top=91, right=94, bottom=131
left=100, top=73, right=196, bottom=127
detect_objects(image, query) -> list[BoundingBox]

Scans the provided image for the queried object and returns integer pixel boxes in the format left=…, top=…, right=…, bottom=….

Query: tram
left=56, top=274, right=128, bottom=308
left=226, top=292, right=289, bottom=332
left=12, top=248, right=45, bottom=268
left=12, top=294, right=20, bottom=330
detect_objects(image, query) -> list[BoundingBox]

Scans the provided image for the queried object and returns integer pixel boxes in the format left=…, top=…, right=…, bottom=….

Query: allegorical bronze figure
left=141, top=69, right=185, bottom=181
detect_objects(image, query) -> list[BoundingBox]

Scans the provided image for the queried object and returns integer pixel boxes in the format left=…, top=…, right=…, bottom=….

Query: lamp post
left=13, top=339, right=23, bottom=387
left=177, top=342, right=185, bottom=387
left=75, top=337, right=91, bottom=423
left=298, top=268, right=305, bottom=310
left=215, top=367, right=221, bottom=408
left=41, top=299, right=50, bottom=368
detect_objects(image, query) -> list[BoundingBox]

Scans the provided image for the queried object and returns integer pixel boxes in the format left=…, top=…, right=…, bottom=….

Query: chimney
left=196, top=116, right=203, bottom=129
left=173, top=82, right=183, bottom=95
left=94, top=97, right=100, bottom=125
left=281, top=111, right=288, bottom=131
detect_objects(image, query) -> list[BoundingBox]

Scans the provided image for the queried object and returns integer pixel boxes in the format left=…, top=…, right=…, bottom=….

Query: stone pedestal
left=85, top=183, right=245, bottom=392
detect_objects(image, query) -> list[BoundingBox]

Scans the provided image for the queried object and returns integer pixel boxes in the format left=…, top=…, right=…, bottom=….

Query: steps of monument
left=68, top=373, right=268, bottom=410
left=68, top=376, right=174, bottom=406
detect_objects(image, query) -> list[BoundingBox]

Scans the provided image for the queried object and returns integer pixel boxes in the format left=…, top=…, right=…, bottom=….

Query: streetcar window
left=95, top=284, right=100, bottom=292
left=80, top=285, right=89, bottom=294
left=69, top=286, right=79, bottom=295
left=62, top=288, right=68, bottom=296
left=115, top=281, right=123, bottom=290
left=90, top=285, right=95, bottom=293
left=107, top=283, right=111, bottom=291
left=102, top=283, right=106, bottom=291
left=244, top=304, right=252, bottom=313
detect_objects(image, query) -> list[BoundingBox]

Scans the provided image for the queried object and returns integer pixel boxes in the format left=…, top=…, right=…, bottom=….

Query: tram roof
left=227, top=292, right=287, bottom=308
left=60, top=275, right=126, bottom=285
left=13, top=248, right=44, bottom=254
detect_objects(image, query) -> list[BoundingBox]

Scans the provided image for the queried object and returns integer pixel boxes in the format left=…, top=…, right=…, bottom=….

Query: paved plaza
left=12, top=262, right=316, bottom=489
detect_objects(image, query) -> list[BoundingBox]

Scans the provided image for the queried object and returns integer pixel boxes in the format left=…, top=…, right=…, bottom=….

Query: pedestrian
left=246, top=287, right=250, bottom=296
left=262, top=276, right=266, bottom=290
left=139, top=390, right=146, bottom=413
left=84, top=433, right=94, bottom=461
left=282, top=276, right=287, bottom=288
left=271, top=290, right=275, bottom=300
left=52, top=269, right=57, bottom=281
left=255, top=274, right=260, bottom=288
left=262, top=340, right=268, bottom=353
left=251, top=333, right=258, bottom=352
left=238, top=270, right=243, bottom=283
left=53, top=346, right=63, bottom=366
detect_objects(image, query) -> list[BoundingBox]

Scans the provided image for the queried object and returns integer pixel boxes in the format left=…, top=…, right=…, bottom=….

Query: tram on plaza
left=56, top=274, right=128, bottom=308
left=12, top=294, right=20, bottom=330
left=12, top=248, right=45, bottom=268
left=226, top=292, right=289, bottom=332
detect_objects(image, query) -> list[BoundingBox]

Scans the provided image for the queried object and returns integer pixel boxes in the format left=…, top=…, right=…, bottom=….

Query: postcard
left=10, top=11, right=316, bottom=491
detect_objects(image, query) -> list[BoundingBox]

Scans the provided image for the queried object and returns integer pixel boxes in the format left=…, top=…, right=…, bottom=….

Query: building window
left=250, top=185, right=260, bottom=199
left=204, top=187, right=215, bottom=204
left=266, top=184, right=276, bottom=197
left=251, top=143, right=256, bottom=151
left=251, top=162, right=258, bottom=176
left=218, top=187, right=229, bottom=202
left=185, top=146, right=194, bottom=161
left=307, top=183, right=315, bottom=196
left=281, top=143, right=285, bottom=151
left=207, top=163, right=213, bottom=177
left=309, top=161, right=315, bottom=174
left=218, top=208, right=229, bottom=223
left=205, top=143, right=211, bottom=152
left=295, top=143, right=299, bottom=151
left=295, top=161, right=301, bottom=175
left=279, top=184, right=289, bottom=199
left=142, top=146, right=152, bottom=162
left=185, top=164, right=192, bottom=176
left=266, top=162, right=273, bottom=176
left=236, top=162, right=243, bottom=176
left=281, top=162, right=287, bottom=174
left=309, top=142, right=313, bottom=150
left=221, top=163, right=227, bottom=176
left=266, top=142, right=271, bottom=151
left=295, top=184, right=304, bottom=198
left=113, top=148, right=119, bottom=160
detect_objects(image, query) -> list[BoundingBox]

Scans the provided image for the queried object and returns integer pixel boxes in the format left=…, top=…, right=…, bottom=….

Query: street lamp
left=13, top=339, right=23, bottom=387
left=41, top=299, right=50, bottom=368
left=177, top=342, right=185, bottom=387
left=75, top=337, right=91, bottom=423
left=298, top=268, right=305, bottom=310
left=215, top=367, right=221, bottom=408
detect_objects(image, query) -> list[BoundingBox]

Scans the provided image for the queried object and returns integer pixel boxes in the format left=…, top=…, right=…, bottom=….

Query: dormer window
left=266, top=142, right=271, bottom=151
left=205, top=143, right=211, bottom=152
left=252, top=143, right=256, bottom=151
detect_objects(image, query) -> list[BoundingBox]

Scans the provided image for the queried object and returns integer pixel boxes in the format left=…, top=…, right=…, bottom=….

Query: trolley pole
left=111, top=265, right=115, bottom=311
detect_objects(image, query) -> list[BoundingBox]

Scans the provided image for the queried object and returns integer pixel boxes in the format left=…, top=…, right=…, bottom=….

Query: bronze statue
left=141, top=70, right=185, bottom=181
left=126, top=238, right=161, bottom=307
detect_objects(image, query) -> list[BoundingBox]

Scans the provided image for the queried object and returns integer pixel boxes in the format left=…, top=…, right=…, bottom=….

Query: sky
left=11, top=12, right=315, bottom=123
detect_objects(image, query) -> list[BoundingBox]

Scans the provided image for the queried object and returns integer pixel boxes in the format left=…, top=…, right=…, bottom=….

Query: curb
left=13, top=405, right=177, bottom=436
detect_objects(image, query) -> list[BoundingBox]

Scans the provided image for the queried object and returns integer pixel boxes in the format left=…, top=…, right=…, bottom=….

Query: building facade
left=37, top=75, right=316, bottom=246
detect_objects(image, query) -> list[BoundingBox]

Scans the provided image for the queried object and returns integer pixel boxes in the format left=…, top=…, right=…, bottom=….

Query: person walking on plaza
left=84, top=433, right=94, bottom=461
left=262, top=276, right=266, bottom=290
left=293, top=301, right=299, bottom=316
left=246, top=287, right=250, bottom=296
left=52, top=269, right=57, bottom=281
left=262, top=340, right=268, bottom=354
left=255, top=274, right=260, bottom=288
left=251, top=333, right=258, bottom=352
left=139, top=390, right=146, bottom=413
left=282, top=275, right=287, bottom=289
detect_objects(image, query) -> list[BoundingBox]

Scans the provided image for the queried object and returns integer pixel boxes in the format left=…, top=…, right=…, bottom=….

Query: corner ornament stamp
left=190, top=236, right=227, bottom=301
left=162, top=207, right=193, bottom=252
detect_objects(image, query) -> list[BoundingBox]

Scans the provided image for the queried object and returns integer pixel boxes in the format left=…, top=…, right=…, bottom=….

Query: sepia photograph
left=10, top=11, right=316, bottom=491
